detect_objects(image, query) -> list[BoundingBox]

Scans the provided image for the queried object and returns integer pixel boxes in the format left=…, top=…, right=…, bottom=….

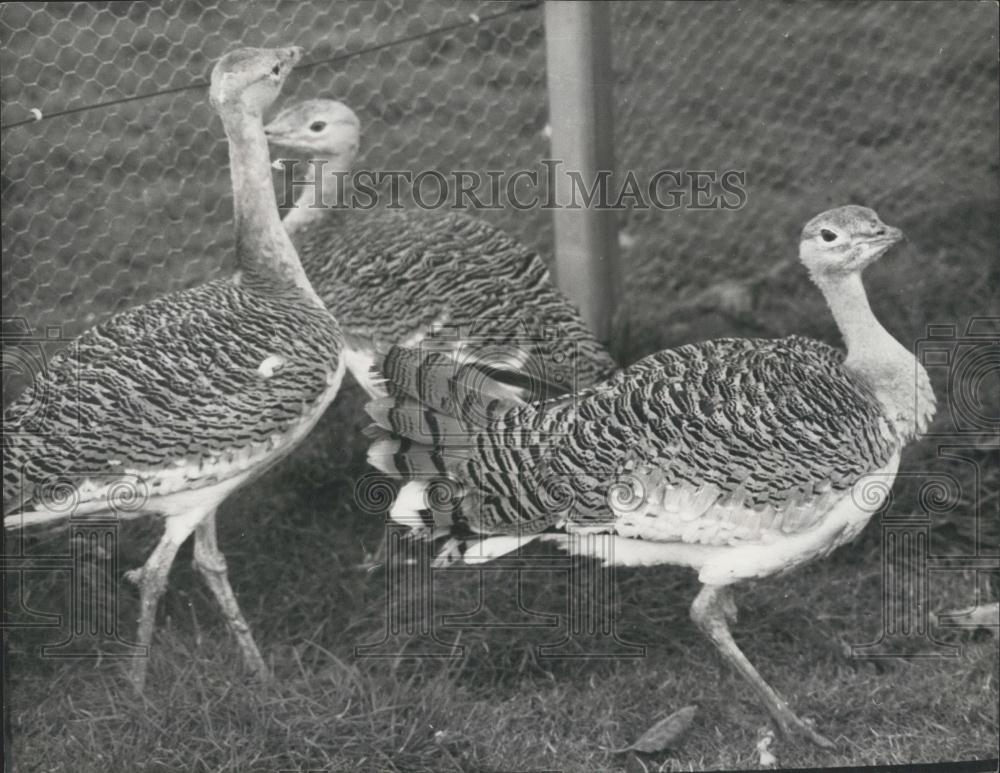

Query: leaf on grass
left=609, top=705, right=698, bottom=754
left=756, top=727, right=778, bottom=768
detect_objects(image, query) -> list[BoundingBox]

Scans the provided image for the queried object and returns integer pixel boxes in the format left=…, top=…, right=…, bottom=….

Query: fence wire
left=610, top=0, right=998, bottom=526
left=2, top=0, right=998, bottom=392
left=611, top=0, right=998, bottom=355
left=1, top=0, right=550, bottom=361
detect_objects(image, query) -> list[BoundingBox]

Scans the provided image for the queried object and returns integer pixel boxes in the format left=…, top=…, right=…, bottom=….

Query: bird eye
left=271, top=64, right=281, bottom=76
left=309, top=121, right=327, bottom=132
left=820, top=229, right=838, bottom=242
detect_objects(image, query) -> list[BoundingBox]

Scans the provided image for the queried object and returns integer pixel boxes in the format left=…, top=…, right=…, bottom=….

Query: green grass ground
left=3, top=1, right=999, bottom=770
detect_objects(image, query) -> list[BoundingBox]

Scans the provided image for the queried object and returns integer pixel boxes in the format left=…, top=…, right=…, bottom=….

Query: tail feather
left=366, top=395, right=479, bottom=445
left=389, top=481, right=434, bottom=529
left=366, top=436, right=458, bottom=477
left=427, top=533, right=544, bottom=566
left=376, top=346, right=524, bottom=415
left=366, top=343, right=571, bottom=549
left=366, top=345, right=526, bottom=482
left=4, top=508, right=71, bottom=529
left=458, top=534, right=541, bottom=564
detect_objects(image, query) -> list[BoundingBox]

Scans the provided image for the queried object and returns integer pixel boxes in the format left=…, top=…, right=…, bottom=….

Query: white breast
left=550, top=454, right=901, bottom=587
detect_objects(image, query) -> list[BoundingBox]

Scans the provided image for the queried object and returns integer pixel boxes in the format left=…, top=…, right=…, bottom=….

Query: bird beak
left=882, top=225, right=905, bottom=245
left=263, top=120, right=286, bottom=141
left=860, top=225, right=905, bottom=268
left=263, top=129, right=294, bottom=147
left=867, top=225, right=905, bottom=254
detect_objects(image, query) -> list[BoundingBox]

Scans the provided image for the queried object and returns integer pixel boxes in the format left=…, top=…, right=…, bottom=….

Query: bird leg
left=690, top=584, right=835, bottom=749
left=191, top=509, right=270, bottom=681
left=124, top=510, right=203, bottom=691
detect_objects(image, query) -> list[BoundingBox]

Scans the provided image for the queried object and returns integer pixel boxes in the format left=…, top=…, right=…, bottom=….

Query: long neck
left=222, top=111, right=324, bottom=306
left=815, top=270, right=935, bottom=438
left=815, top=272, right=896, bottom=362
left=283, top=153, right=352, bottom=233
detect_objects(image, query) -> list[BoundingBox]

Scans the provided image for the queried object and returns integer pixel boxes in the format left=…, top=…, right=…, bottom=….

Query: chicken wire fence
left=0, top=0, right=550, bottom=395
left=2, top=0, right=998, bottom=394
left=611, top=0, right=998, bottom=338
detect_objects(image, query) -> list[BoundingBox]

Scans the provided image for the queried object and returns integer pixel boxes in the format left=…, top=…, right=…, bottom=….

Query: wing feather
left=293, top=208, right=617, bottom=394
left=387, top=337, right=898, bottom=542
left=3, top=279, right=342, bottom=517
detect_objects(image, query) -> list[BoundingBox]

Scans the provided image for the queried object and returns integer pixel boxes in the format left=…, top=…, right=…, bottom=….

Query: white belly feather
left=545, top=453, right=901, bottom=586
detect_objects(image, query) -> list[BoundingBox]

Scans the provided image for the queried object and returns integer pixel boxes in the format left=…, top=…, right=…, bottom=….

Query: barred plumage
left=370, top=336, right=897, bottom=544
left=3, top=47, right=343, bottom=690
left=264, top=99, right=617, bottom=398
left=367, top=205, right=935, bottom=748
left=4, top=283, right=342, bottom=520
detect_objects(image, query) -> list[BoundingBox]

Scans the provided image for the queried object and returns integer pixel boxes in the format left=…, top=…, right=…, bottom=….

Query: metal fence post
left=544, top=0, right=620, bottom=343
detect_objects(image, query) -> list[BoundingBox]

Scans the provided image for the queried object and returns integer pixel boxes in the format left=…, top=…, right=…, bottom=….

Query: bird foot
left=774, top=713, right=835, bottom=749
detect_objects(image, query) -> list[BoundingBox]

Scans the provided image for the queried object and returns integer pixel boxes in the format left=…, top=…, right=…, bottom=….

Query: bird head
left=264, top=98, right=360, bottom=164
left=798, top=205, right=904, bottom=280
left=209, top=47, right=302, bottom=118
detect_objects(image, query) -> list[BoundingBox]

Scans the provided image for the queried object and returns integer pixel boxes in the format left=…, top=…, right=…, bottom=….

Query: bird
left=3, top=47, right=345, bottom=691
left=365, top=205, right=934, bottom=748
left=262, top=98, right=617, bottom=401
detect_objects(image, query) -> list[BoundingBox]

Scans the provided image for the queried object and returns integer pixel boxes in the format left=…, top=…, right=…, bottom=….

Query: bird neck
left=815, top=270, right=935, bottom=439
left=222, top=111, right=324, bottom=307
left=283, top=155, right=352, bottom=234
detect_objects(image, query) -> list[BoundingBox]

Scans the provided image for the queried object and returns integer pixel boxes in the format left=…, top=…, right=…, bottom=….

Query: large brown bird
left=366, top=205, right=932, bottom=748
left=3, top=47, right=344, bottom=690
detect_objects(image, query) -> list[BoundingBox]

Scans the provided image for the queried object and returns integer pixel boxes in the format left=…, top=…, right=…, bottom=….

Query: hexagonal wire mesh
left=2, top=1, right=998, bottom=396
left=1, top=0, right=550, bottom=401
left=608, top=0, right=998, bottom=533
left=610, top=1, right=998, bottom=357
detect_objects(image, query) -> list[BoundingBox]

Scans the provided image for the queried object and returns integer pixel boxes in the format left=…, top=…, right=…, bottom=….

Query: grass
left=6, top=384, right=999, bottom=771
left=3, top=1, right=999, bottom=770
